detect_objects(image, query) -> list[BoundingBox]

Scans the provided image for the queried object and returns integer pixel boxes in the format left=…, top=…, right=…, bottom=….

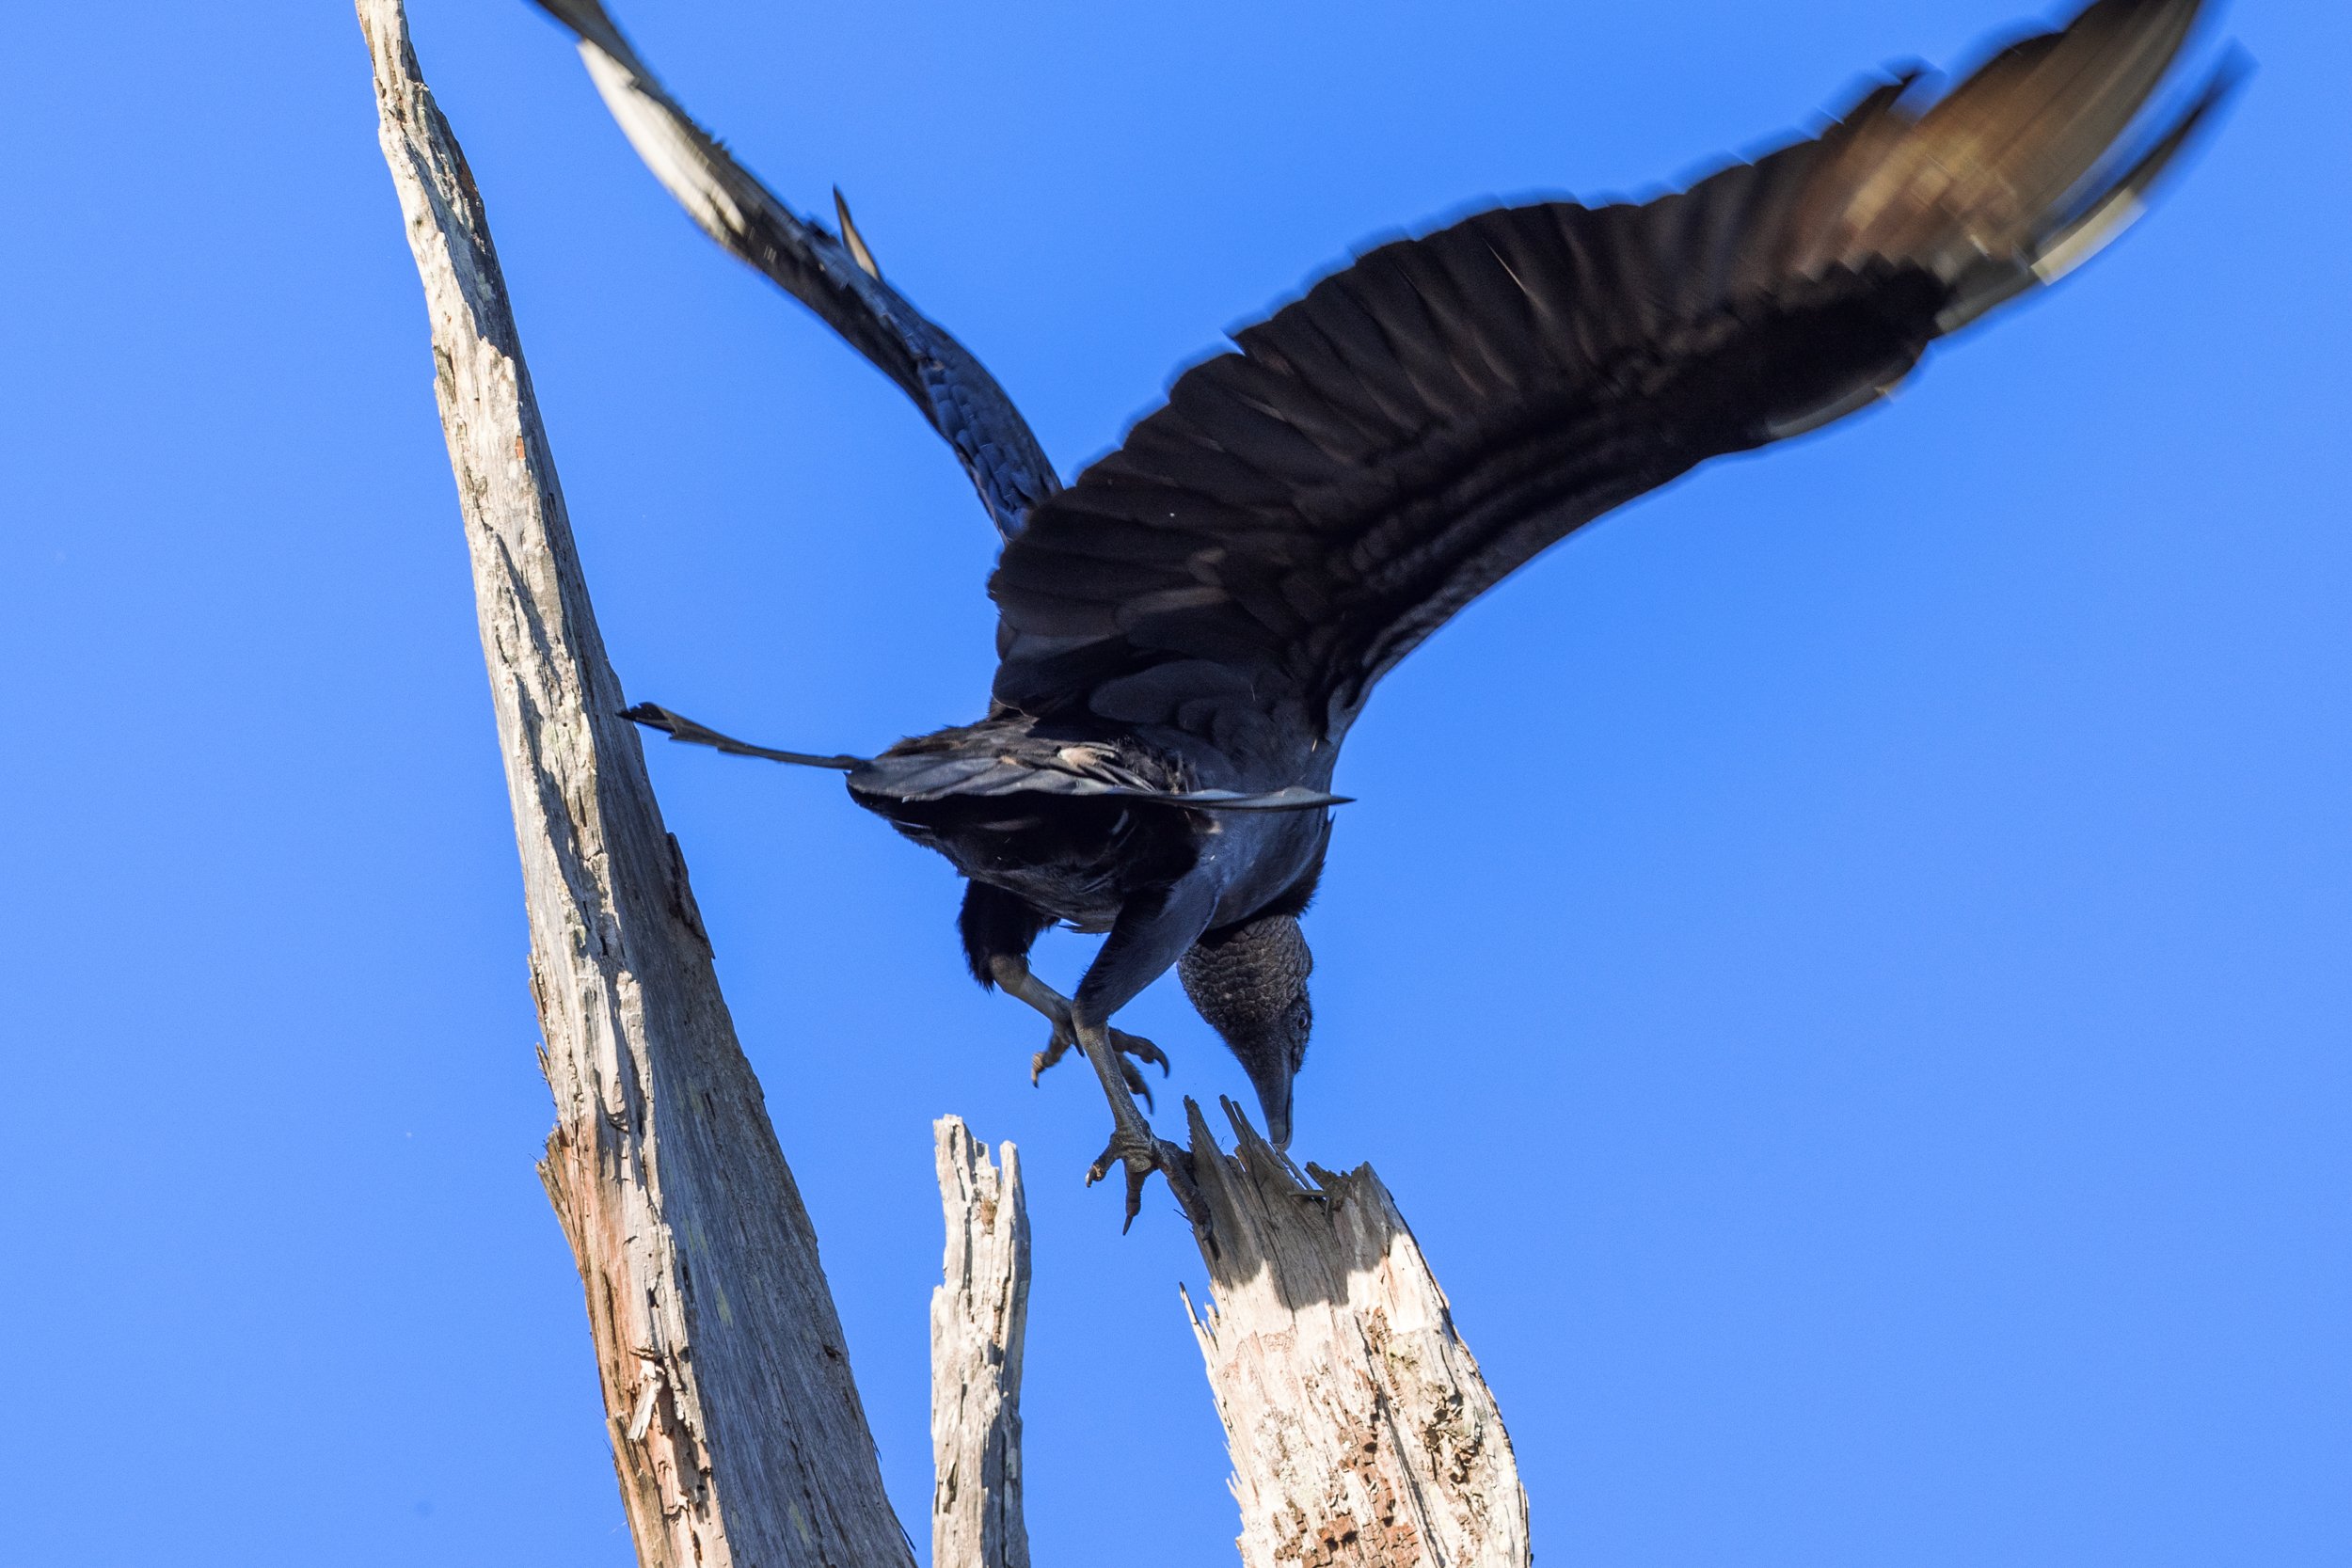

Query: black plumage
left=563, top=0, right=2238, bottom=1229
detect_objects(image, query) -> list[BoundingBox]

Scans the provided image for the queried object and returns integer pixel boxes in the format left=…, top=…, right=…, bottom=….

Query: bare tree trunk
left=359, top=6, right=914, bottom=1564
left=369, top=6, right=1532, bottom=1565
left=930, top=1119, right=1032, bottom=1568
left=922, top=1108, right=1529, bottom=1568
left=1183, top=1102, right=1532, bottom=1568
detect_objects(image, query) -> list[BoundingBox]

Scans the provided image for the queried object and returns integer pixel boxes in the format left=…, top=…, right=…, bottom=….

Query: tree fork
left=363, top=4, right=1531, bottom=1563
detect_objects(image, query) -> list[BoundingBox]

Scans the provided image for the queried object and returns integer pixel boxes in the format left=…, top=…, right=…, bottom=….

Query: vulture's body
left=549, top=0, right=2238, bottom=1227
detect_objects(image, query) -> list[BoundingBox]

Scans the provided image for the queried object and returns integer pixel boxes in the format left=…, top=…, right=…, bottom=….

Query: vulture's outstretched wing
left=529, top=0, right=1056, bottom=537
left=990, top=0, right=2235, bottom=755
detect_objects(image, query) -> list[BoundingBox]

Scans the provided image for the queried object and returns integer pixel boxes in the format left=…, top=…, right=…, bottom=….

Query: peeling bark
left=358, top=5, right=913, bottom=1563
left=931, top=1119, right=1032, bottom=1568
left=1184, top=1102, right=1531, bottom=1568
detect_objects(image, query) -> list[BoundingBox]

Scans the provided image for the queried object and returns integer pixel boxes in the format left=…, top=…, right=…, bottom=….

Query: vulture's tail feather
left=621, top=704, right=866, bottom=770
left=623, top=704, right=1349, bottom=812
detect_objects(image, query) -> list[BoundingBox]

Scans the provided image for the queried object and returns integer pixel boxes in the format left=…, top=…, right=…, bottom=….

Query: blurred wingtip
left=833, top=186, right=882, bottom=279
left=2031, top=39, right=2248, bottom=285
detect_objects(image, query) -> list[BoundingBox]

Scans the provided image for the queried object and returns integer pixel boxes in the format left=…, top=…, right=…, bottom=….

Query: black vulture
left=532, top=0, right=2238, bottom=1228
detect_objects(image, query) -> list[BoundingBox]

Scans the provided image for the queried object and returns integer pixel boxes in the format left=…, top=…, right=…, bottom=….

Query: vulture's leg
left=1070, top=879, right=1221, bottom=1232
left=990, top=958, right=1168, bottom=1102
left=959, top=881, right=1167, bottom=1098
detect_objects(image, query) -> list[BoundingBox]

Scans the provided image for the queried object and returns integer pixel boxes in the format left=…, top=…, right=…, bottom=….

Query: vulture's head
left=1179, top=912, right=1313, bottom=1150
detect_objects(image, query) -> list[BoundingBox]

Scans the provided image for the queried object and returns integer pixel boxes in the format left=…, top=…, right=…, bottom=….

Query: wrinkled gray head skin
left=1178, top=912, right=1313, bottom=1149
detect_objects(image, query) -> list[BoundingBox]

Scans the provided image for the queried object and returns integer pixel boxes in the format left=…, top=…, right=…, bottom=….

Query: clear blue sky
left=4, top=2, right=2344, bottom=1563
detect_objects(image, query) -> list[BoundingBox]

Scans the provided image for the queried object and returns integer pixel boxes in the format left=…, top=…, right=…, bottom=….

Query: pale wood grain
left=1184, top=1101, right=1531, bottom=1568
left=367, top=7, right=1534, bottom=1563
left=931, top=1119, right=1032, bottom=1568
left=359, top=4, right=914, bottom=1562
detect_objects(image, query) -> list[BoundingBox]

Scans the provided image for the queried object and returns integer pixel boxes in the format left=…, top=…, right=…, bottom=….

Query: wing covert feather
left=991, top=0, right=2228, bottom=747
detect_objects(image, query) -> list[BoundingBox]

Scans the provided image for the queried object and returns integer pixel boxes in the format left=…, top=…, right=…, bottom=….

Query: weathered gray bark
left=1183, top=1102, right=1532, bottom=1568
left=359, top=5, right=914, bottom=1564
left=930, top=1118, right=1033, bottom=1568
left=368, top=6, right=1530, bottom=1564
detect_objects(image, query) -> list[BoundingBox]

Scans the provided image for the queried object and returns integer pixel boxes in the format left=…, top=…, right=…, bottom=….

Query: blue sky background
left=4, top=1, right=2344, bottom=1563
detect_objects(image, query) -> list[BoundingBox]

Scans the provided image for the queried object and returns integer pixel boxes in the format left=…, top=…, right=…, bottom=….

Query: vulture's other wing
left=990, top=0, right=2235, bottom=755
left=528, top=0, right=1056, bottom=537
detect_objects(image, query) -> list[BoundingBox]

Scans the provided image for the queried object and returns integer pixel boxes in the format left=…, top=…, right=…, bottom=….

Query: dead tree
left=1184, top=1103, right=1529, bottom=1568
left=360, top=1, right=1529, bottom=1562
left=930, top=1118, right=1031, bottom=1568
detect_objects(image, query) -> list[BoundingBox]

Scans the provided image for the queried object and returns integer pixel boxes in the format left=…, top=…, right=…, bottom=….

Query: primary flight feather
left=532, top=0, right=2237, bottom=1229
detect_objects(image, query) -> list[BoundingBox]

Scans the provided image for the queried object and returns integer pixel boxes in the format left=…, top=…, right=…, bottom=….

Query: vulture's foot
left=990, top=955, right=1168, bottom=1099
left=1031, top=1021, right=1168, bottom=1105
left=1088, top=1125, right=1209, bottom=1236
left=1062, top=1011, right=1209, bottom=1239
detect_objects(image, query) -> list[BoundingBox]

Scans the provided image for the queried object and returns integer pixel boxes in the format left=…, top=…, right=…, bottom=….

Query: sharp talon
left=1121, top=1162, right=1150, bottom=1231
left=1031, top=1027, right=1073, bottom=1086
left=1036, top=1021, right=1163, bottom=1090
left=1089, top=1129, right=1213, bottom=1238
left=1115, top=1055, right=1156, bottom=1111
left=1110, top=1028, right=1169, bottom=1073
